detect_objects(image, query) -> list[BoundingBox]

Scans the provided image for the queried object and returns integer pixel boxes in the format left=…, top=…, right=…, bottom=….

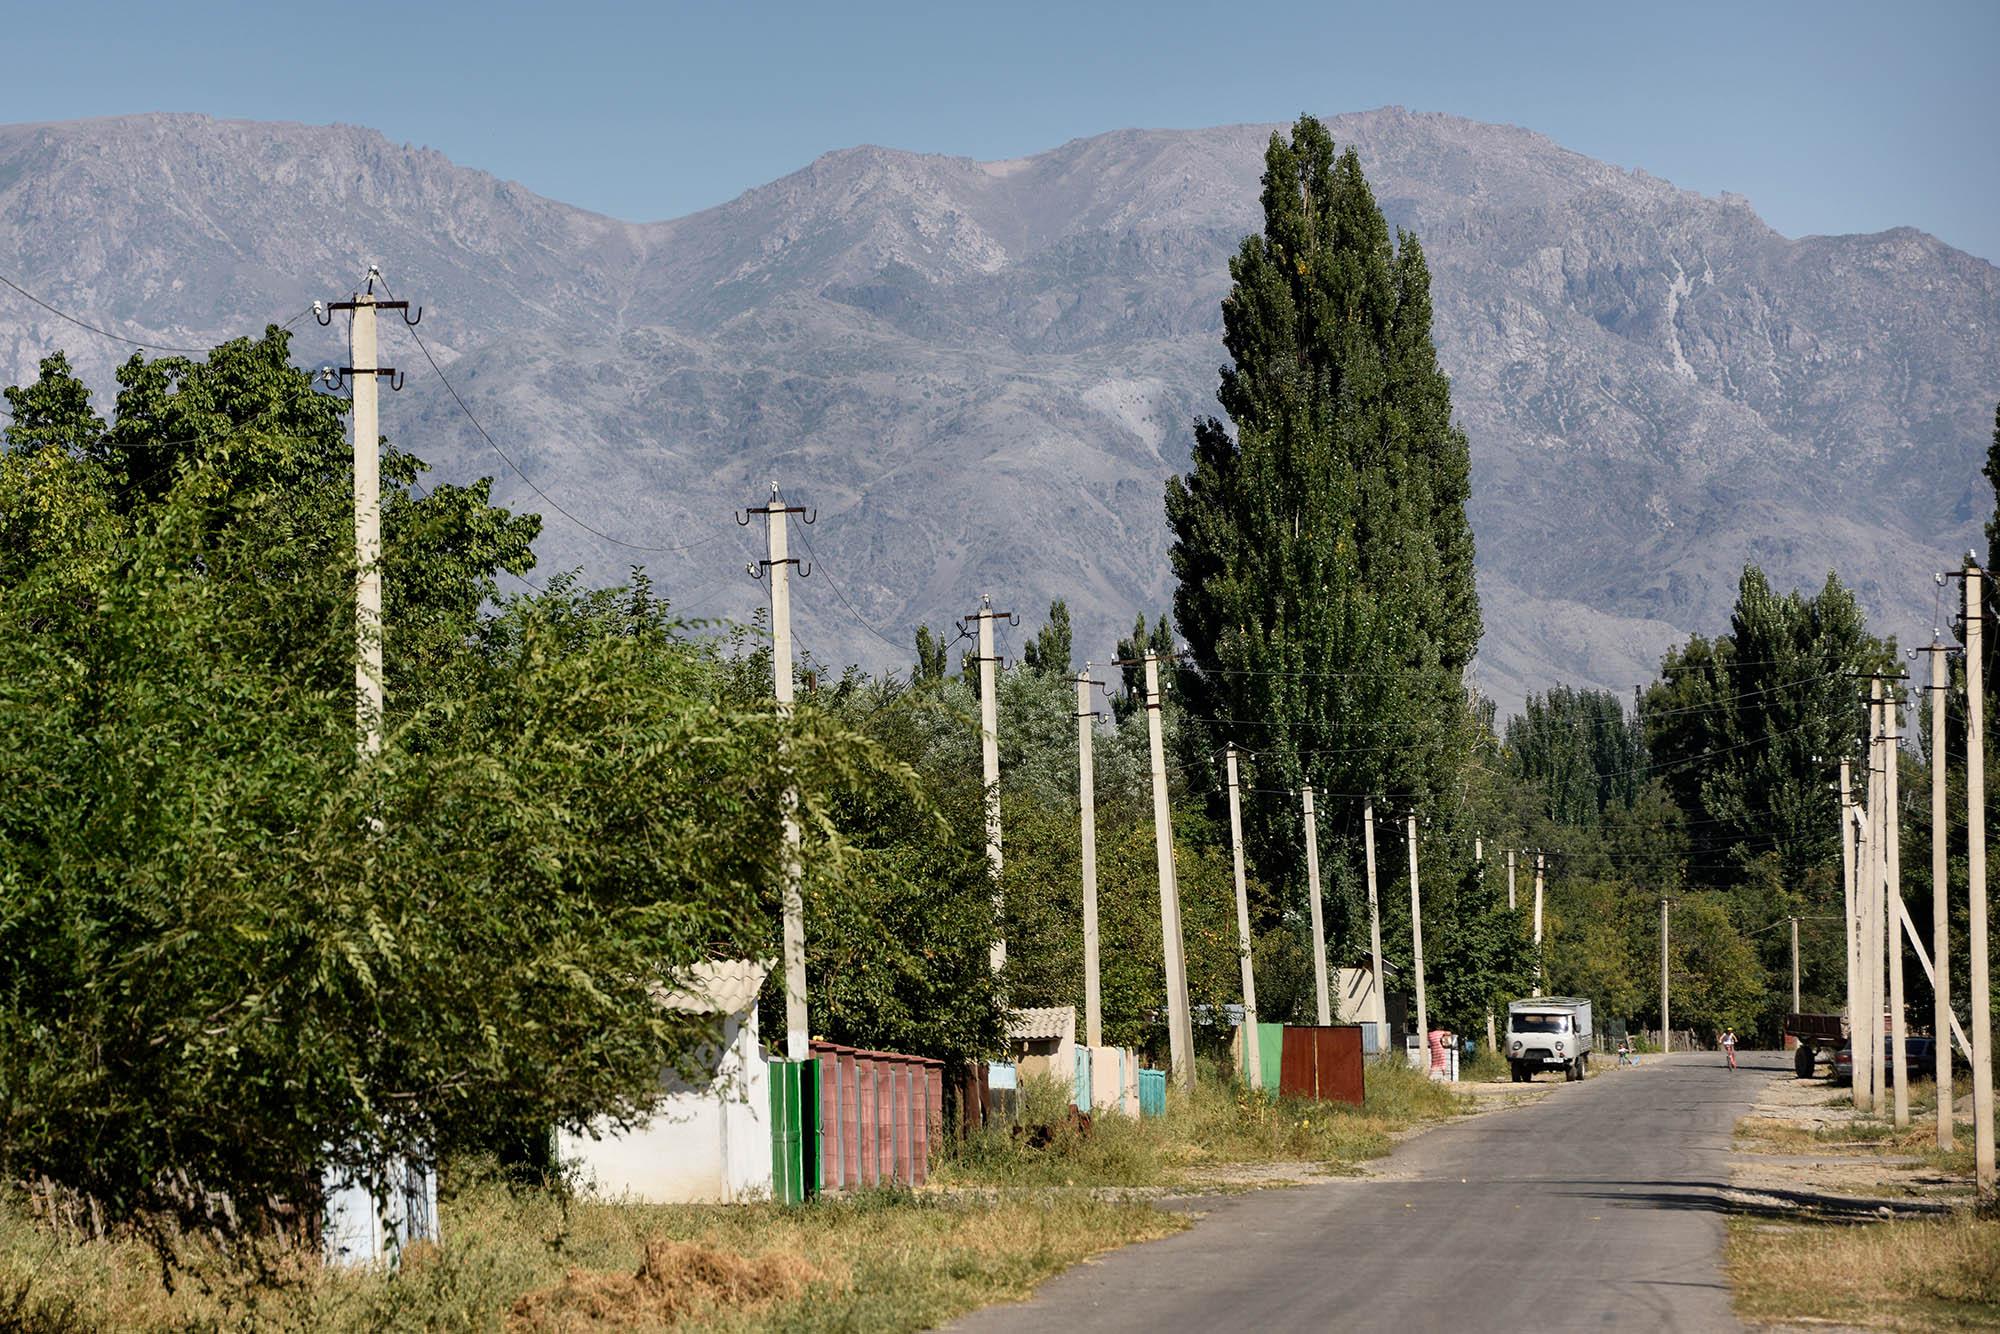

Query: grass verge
left=1726, top=1213, right=2000, bottom=1330
left=0, top=1175, right=1180, bottom=1332
left=935, top=1057, right=1464, bottom=1189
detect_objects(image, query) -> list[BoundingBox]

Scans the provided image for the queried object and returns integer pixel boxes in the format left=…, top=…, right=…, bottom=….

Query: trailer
left=1782, top=1013, right=1847, bottom=1079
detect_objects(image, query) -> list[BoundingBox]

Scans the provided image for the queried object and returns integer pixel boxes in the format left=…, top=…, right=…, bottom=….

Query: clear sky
left=4, top=0, right=1995, bottom=261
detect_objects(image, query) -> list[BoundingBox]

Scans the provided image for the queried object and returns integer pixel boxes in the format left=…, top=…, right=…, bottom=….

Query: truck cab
left=1507, top=998, right=1594, bottom=1082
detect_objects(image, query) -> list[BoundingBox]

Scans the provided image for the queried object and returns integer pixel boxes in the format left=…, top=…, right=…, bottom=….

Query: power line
left=791, top=521, right=908, bottom=655
left=370, top=275, right=721, bottom=558
left=0, top=271, right=313, bottom=353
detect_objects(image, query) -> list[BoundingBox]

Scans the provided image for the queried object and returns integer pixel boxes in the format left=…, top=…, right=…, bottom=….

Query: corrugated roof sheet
left=654, top=959, right=772, bottom=1015
left=1007, top=1005, right=1076, bottom=1042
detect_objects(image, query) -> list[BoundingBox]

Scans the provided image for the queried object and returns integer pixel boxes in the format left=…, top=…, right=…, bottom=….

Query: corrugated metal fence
left=810, top=1041, right=943, bottom=1190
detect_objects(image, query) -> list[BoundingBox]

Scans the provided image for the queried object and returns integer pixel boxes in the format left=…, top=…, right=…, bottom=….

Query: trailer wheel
left=1794, top=1043, right=1815, bottom=1079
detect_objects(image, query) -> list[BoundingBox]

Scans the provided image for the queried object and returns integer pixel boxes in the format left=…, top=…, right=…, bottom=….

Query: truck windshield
left=1513, top=1014, right=1570, bottom=1033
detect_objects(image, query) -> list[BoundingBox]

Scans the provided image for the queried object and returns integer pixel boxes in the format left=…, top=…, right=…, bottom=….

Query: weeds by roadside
left=935, top=1058, right=1464, bottom=1189
left=1727, top=1214, right=2000, bottom=1330
left=0, top=1171, right=1178, bottom=1332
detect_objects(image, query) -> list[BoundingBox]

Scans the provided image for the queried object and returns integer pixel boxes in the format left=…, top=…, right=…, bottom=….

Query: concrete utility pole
left=351, top=297, right=383, bottom=757
left=966, top=597, right=1011, bottom=972
left=1143, top=652, right=1194, bottom=1090
left=1928, top=640, right=1954, bottom=1150
left=1302, top=786, right=1332, bottom=1027
left=1866, top=683, right=1886, bottom=1116
left=1854, top=807, right=1876, bottom=1109
left=1507, top=849, right=1517, bottom=911
left=1659, top=898, right=1671, bottom=1054
left=1886, top=687, right=1911, bottom=1127
left=1839, top=759, right=1858, bottom=1108
left=1077, top=669, right=1102, bottom=1049
left=1409, top=814, right=1428, bottom=1055
left=746, top=483, right=812, bottom=1061
left=1966, top=561, right=1996, bottom=1189
left=1790, top=918, right=1802, bottom=1015
left=1477, top=838, right=1496, bottom=1055
left=322, top=274, right=436, bottom=1261
left=1532, top=853, right=1546, bottom=995
left=1365, top=801, right=1387, bottom=1046
left=1225, top=746, right=1262, bottom=1089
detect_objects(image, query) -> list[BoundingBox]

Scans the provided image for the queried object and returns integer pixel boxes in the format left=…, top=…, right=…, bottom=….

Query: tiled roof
left=1007, top=1005, right=1076, bottom=1042
left=655, top=959, right=772, bottom=1015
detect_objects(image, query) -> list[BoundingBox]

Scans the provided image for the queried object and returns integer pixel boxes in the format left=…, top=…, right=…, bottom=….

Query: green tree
left=0, top=339, right=915, bottom=1243
left=1164, top=113, right=1480, bottom=920
left=1641, top=566, right=1891, bottom=892
left=1021, top=598, right=1073, bottom=678
left=1505, top=687, right=1645, bottom=827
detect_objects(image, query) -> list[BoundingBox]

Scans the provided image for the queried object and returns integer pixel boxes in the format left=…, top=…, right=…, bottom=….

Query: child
left=1721, top=1027, right=1738, bottom=1071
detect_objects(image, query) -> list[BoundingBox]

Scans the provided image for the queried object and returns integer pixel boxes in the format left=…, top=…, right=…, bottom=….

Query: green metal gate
left=768, top=1057, right=822, bottom=1203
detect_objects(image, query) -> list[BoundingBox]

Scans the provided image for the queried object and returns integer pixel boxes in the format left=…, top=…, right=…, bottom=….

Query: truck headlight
left=1555, top=1041, right=1565, bottom=1055
left=1511, top=1041, right=1522, bottom=1055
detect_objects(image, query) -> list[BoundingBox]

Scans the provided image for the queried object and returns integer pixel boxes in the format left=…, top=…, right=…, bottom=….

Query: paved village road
left=953, top=1050, right=1782, bottom=1334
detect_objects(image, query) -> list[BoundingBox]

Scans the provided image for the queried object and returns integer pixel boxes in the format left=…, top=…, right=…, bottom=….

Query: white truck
left=1506, top=997, right=1594, bottom=1082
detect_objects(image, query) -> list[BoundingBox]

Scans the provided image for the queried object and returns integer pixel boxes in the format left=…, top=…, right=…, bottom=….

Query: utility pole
left=1928, top=640, right=1954, bottom=1150
left=1409, top=813, right=1428, bottom=1059
left=1864, top=682, right=1885, bottom=1116
left=745, top=484, right=812, bottom=1061
left=1839, top=759, right=1859, bottom=1110
left=324, top=283, right=405, bottom=757
left=1790, top=917, right=1802, bottom=1015
left=1077, top=669, right=1102, bottom=1049
left=1886, top=685, right=1910, bottom=1127
left=1477, top=837, right=1496, bottom=1055
left=1302, top=786, right=1332, bottom=1027
left=1532, top=853, right=1546, bottom=995
left=322, top=273, right=435, bottom=1261
left=1365, top=801, right=1387, bottom=1048
left=965, top=597, right=1012, bottom=972
left=1966, top=559, right=1995, bottom=1189
left=1225, top=746, right=1262, bottom=1089
left=1659, top=898, right=1671, bottom=1054
left=1854, top=806, right=1876, bottom=1109
left=1507, top=849, right=1517, bottom=911
left=1141, top=651, right=1194, bottom=1090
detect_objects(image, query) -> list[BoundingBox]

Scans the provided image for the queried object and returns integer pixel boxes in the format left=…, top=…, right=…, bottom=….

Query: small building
left=558, top=959, right=773, bottom=1204
left=1007, top=1005, right=1077, bottom=1083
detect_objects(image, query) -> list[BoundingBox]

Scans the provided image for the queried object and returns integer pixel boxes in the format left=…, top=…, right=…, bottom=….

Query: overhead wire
left=370, top=274, right=723, bottom=558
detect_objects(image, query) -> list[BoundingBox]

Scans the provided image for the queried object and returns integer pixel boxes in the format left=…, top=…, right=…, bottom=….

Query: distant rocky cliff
left=3, top=109, right=1994, bottom=710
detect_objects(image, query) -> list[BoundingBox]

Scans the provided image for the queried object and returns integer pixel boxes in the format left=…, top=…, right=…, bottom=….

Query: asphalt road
left=954, top=1050, right=1781, bottom=1334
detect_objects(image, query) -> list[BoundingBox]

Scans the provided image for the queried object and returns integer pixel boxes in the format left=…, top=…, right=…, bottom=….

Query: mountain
left=3, top=110, right=1996, bottom=712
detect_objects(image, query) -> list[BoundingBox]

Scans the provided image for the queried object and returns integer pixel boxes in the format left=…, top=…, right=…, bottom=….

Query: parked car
left=1832, top=1035, right=1937, bottom=1085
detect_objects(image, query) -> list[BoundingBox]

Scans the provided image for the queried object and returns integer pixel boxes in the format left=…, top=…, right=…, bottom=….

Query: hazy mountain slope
left=2, top=109, right=1995, bottom=712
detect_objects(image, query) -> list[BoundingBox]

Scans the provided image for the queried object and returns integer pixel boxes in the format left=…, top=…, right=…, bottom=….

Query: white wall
left=559, top=1006, right=773, bottom=1204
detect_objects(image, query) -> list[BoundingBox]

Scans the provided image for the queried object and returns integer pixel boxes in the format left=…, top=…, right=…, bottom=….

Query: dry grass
left=1737, top=1111, right=1980, bottom=1179
left=0, top=1174, right=1181, bottom=1332
left=935, top=1058, right=1465, bottom=1189
left=1728, top=1214, right=2000, bottom=1329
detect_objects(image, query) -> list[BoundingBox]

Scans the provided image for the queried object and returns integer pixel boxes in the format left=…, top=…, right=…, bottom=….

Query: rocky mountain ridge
left=2, top=109, right=1995, bottom=711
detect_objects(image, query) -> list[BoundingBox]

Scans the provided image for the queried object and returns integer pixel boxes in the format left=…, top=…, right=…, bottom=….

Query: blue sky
left=4, top=0, right=1996, bottom=260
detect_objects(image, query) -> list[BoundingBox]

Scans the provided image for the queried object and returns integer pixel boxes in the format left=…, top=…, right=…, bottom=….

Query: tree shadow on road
left=1556, top=1179, right=1952, bottom=1224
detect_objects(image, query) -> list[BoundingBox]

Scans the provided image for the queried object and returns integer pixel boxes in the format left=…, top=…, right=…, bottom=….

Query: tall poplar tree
left=1165, top=115, right=1480, bottom=911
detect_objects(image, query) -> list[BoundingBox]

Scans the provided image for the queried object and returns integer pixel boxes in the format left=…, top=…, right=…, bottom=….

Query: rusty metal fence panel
left=809, top=1041, right=942, bottom=1190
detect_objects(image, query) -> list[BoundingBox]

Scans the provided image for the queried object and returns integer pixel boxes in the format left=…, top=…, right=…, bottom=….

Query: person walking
left=1721, top=1027, right=1738, bottom=1072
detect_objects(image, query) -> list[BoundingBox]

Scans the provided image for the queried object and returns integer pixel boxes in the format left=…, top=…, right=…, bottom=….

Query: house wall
left=558, top=1008, right=773, bottom=1204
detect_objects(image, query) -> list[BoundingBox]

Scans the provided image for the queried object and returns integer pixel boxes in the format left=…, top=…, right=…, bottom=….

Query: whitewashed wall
left=559, top=1005, right=773, bottom=1204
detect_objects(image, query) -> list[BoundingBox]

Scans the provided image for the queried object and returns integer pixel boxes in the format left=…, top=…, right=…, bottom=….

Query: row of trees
left=7, top=109, right=1989, bottom=1250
